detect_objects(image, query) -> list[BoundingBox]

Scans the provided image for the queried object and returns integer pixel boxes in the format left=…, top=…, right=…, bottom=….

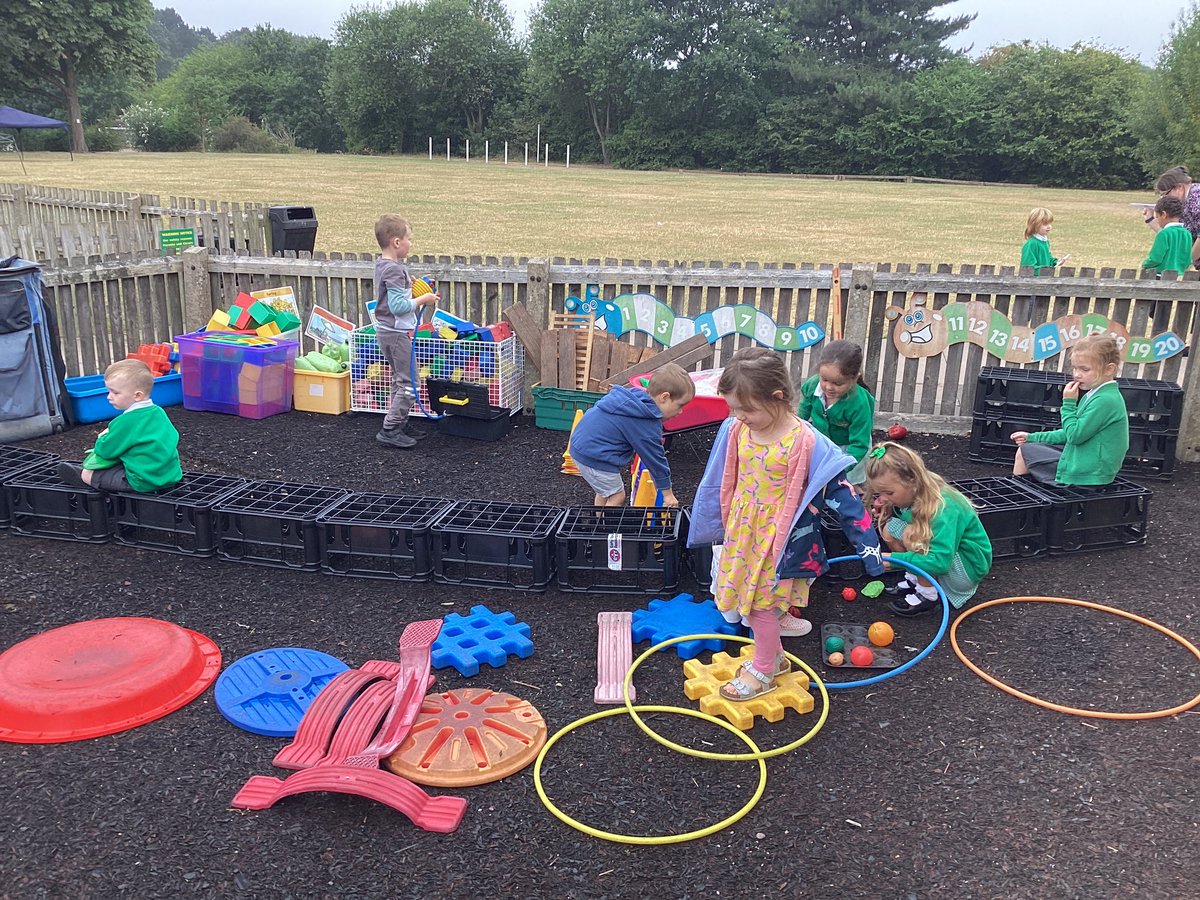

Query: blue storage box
left=64, top=372, right=184, bottom=424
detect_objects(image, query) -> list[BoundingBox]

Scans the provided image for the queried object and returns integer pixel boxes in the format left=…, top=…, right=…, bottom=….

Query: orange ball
left=827, top=651, right=845, bottom=666
left=850, top=645, right=874, bottom=667
left=868, top=621, right=894, bottom=647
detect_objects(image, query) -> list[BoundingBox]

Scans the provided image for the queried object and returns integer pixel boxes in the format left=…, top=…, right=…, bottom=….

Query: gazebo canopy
left=0, top=105, right=71, bottom=173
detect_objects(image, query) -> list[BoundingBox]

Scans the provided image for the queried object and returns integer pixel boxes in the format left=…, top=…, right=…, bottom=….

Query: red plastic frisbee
left=0, top=617, right=222, bottom=744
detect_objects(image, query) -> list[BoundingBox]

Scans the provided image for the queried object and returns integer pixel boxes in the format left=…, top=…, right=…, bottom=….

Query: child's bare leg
left=81, top=469, right=95, bottom=486
left=1013, top=447, right=1029, bottom=476
left=601, top=490, right=627, bottom=507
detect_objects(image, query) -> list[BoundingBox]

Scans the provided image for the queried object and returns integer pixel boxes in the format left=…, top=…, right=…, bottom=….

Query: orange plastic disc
left=384, top=688, right=546, bottom=786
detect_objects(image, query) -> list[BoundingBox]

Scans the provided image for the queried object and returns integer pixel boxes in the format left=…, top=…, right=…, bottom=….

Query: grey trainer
left=376, top=427, right=417, bottom=449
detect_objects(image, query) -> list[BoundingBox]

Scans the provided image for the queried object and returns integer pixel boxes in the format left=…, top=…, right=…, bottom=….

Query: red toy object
left=232, top=619, right=467, bottom=834
left=0, top=617, right=220, bottom=744
left=850, top=645, right=875, bottom=667
left=841, top=586, right=857, bottom=602
left=127, top=343, right=173, bottom=376
left=887, top=424, right=909, bottom=440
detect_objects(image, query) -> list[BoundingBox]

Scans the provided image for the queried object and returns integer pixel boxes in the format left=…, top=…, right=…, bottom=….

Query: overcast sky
left=155, top=0, right=1192, bottom=65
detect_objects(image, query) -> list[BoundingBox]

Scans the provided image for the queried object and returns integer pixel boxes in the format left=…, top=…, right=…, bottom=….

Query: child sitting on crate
left=373, top=213, right=440, bottom=450
left=57, top=359, right=182, bottom=493
left=568, top=362, right=695, bottom=508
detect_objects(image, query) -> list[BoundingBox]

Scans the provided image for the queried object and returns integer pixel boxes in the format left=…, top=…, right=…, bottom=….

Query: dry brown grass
left=5, top=150, right=1156, bottom=267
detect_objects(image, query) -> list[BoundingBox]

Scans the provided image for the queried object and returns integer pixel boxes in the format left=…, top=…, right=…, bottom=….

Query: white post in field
left=524, top=143, right=528, bottom=165
left=466, top=139, right=470, bottom=162
left=428, top=137, right=432, bottom=160
left=485, top=140, right=489, bottom=163
left=566, top=145, right=570, bottom=168
left=544, top=144, right=549, bottom=167
left=536, top=125, right=541, bottom=161
left=504, top=141, right=509, bottom=164
left=446, top=138, right=450, bottom=161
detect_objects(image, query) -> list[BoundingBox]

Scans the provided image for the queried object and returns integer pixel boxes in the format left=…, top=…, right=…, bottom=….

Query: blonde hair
left=105, top=359, right=154, bottom=395
left=374, top=214, right=410, bottom=250
left=863, top=442, right=960, bottom=554
left=1071, top=333, right=1122, bottom=374
left=1025, top=207, right=1054, bottom=239
left=646, top=362, right=695, bottom=401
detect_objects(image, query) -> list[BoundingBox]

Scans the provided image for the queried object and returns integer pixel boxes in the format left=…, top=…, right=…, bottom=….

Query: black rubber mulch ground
left=2, top=409, right=1197, bottom=900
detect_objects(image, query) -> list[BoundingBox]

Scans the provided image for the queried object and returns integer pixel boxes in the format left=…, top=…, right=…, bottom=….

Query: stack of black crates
left=970, top=365, right=1182, bottom=479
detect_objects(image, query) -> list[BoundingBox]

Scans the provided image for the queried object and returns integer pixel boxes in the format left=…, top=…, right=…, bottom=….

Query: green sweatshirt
left=888, top=486, right=993, bottom=584
left=797, top=376, right=876, bottom=462
left=83, top=403, right=182, bottom=492
left=1024, top=380, right=1128, bottom=486
left=1020, top=235, right=1058, bottom=274
left=1141, top=222, right=1193, bottom=276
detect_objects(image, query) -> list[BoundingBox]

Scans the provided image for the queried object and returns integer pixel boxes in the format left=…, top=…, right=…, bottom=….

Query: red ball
left=841, top=587, right=857, bottom=602
left=850, top=645, right=874, bottom=666
left=888, top=424, right=909, bottom=440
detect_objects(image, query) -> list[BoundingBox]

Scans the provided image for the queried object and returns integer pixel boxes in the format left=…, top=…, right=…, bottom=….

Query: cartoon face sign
left=889, top=306, right=948, bottom=357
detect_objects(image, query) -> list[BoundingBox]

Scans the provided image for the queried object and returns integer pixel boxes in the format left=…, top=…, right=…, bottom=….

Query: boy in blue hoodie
left=569, top=362, right=695, bottom=507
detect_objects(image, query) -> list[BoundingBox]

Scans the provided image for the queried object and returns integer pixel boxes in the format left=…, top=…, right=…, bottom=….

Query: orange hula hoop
left=950, top=596, right=1200, bottom=720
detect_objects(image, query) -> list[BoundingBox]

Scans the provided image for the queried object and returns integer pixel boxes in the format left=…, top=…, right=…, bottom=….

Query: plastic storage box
left=215, top=480, right=348, bottom=570
left=556, top=505, right=682, bottom=594
left=630, top=369, right=729, bottom=433
left=4, top=460, right=110, bottom=542
left=110, top=472, right=246, bottom=556
left=1022, top=476, right=1151, bottom=555
left=431, top=499, right=564, bottom=590
left=176, top=331, right=299, bottom=419
left=64, top=372, right=183, bottom=424
left=949, top=476, right=1049, bottom=560
left=293, top=370, right=350, bottom=415
left=531, top=385, right=605, bottom=431
left=318, top=492, right=451, bottom=580
left=426, top=378, right=512, bottom=441
left=0, top=444, right=59, bottom=528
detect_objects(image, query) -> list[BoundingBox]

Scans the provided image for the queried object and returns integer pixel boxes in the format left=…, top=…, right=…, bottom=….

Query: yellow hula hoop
left=532, top=704, right=767, bottom=845
left=623, top=633, right=830, bottom=761
left=951, top=596, right=1200, bottom=720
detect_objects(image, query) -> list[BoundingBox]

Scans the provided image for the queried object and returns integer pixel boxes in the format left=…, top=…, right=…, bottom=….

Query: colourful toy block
left=234, top=291, right=255, bottom=307
left=229, top=305, right=252, bottom=329
left=256, top=321, right=282, bottom=338
left=630, top=593, right=740, bottom=660
left=437, top=325, right=459, bottom=341
left=247, top=300, right=276, bottom=327
left=274, top=311, right=301, bottom=334
left=431, top=605, right=533, bottom=677
left=682, top=644, right=815, bottom=731
left=205, top=310, right=233, bottom=332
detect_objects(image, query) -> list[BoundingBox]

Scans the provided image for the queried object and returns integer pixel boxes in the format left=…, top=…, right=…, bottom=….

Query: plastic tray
left=821, top=624, right=899, bottom=670
left=64, top=373, right=183, bottom=423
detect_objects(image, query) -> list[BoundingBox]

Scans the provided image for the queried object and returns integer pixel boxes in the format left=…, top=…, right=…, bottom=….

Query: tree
left=149, top=7, right=216, bottom=80
left=152, top=44, right=241, bottom=150
left=1130, top=5, right=1200, bottom=177
left=0, top=0, right=157, bottom=152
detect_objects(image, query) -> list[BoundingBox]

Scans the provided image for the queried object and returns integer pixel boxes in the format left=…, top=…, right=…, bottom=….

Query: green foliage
left=149, top=7, right=216, bottom=80
left=1129, top=4, right=1200, bottom=179
left=122, top=101, right=196, bottom=151
left=212, top=117, right=289, bottom=153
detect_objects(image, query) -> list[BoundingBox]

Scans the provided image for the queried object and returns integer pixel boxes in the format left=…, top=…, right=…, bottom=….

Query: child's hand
left=661, top=489, right=680, bottom=508
left=421, top=292, right=440, bottom=308
left=1011, top=431, right=1028, bottom=445
left=880, top=552, right=892, bottom=571
left=1063, top=381, right=1080, bottom=401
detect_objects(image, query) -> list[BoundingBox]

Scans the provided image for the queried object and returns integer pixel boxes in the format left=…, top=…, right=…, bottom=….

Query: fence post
left=843, top=263, right=874, bottom=347
left=523, top=258, right=551, bottom=411
left=1177, top=314, right=1200, bottom=463
left=11, top=185, right=29, bottom=229
left=181, top=245, right=212, bottom=332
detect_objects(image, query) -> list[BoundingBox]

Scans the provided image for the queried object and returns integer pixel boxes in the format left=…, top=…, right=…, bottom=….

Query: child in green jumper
left=57, top=359, right=182, bottom=493
left=1020, top=207, right=1068, bottom=274
left=1011, top=334, right=1129, bottom=487
left=1141, top=195, right=1193, bottom=276
left=865, top=442, right=992, bottom=616
left=797, top=340, right=875, bottom=484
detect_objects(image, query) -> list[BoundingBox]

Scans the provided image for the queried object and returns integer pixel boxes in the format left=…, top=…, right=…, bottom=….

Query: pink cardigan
left=719, top=419, right=816, bottom=566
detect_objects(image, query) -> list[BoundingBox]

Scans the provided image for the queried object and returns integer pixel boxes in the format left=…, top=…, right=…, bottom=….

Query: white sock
left=905, top=583, right=938, bottom=605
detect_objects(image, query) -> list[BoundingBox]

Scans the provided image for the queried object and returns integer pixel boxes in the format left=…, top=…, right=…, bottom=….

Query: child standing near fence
left=1020, top=208, right=1068, bottom=274
left=373, top=214, right=440, bottom=449
left=865, top=442, right=992, bottom=616
left=797, top=339, right=875, bottom=483
left=1141, top=195, right=1192, bottom=276
left=688, top=347, right=883, bottom=701
left=1010, top=334, right=1129, bottom=487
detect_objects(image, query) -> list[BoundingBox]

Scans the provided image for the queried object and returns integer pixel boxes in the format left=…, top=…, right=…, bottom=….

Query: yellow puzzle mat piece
left=682, top=644, right=815, bottom=731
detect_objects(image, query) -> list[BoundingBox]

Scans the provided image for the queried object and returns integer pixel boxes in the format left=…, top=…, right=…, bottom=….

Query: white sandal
left=719, top=662, right=777, bottom=702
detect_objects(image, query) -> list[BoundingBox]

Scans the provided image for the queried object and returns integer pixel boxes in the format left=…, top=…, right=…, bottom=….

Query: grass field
left=4, top=151, right=1158, bottom=268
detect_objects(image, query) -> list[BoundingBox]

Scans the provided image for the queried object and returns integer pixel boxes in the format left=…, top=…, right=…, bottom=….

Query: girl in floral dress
left=689, top=348, right=883, bottom=701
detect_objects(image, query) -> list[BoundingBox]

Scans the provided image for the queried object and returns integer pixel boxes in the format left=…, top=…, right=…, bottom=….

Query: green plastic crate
left=532, top=385, right=606, bottom=431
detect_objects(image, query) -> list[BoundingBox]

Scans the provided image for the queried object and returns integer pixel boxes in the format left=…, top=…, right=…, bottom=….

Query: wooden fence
left=26, top=249, right=1200, bottom=463
left=0, top=183, right=277, bottom=261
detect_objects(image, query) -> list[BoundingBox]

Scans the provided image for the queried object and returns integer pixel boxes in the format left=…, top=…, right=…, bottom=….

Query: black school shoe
left=883, top=576, right=914, bottom=597
left=56, top=462, right=87, bottom=488
left=889, top=594, right=940, bottom=617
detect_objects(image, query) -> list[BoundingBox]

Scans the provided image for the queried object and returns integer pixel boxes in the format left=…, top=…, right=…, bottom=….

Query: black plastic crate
left=1121, top=430, right=1177, bottom=479
left=949, top=476, right=1048, bottom=560
left=681, top=507, right=714, bottom=592
left=110, top=473, right=247, bottom=556
left=0, top=445, right=60, bottom=528
left=1021, top=477, right=1151, bottom=555
left=968, top=411, right=1057, bottom=464
left=1117, top=377, right=1184, bottom=419
left=975, top=366, right=1066, bottom=413
left=819, top=508, right=865, bottom=582
left=4, top=461, right=109, bottom=542
left=318, top=493, right=451, bottom=580
left=431, top=499, right=564, bottom=590
left=215, top=480, right=349, bottom=570
left=556, top=506, right=682, bottom=594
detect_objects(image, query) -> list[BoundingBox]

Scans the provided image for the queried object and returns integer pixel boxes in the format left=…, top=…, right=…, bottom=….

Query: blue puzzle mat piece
left=431, top=604, right=534, bottom=676
left=630, top=593, right=739, bottom=660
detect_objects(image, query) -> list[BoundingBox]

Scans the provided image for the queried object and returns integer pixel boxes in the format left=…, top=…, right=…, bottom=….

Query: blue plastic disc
left=215, top=647, right=349, bottom=737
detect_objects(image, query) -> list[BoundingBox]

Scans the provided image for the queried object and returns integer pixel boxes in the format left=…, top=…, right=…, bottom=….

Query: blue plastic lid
left=215, top=647, right=348, bottom=736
